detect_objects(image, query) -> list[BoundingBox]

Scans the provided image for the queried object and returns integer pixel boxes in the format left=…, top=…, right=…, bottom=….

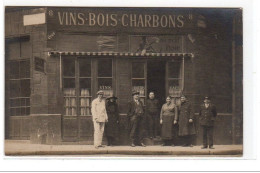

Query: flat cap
left=96, top=90, right=104, bottom=95
left=132, top=91, right=140, bottom=96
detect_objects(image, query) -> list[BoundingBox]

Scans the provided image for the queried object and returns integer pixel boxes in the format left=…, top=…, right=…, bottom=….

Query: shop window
left=9, top=60, right=31, bottom=116
left=63, top=57, right=76, bottom=116
left=132, top=62, right=146, bottom=105
left=97, top=59, right=113, bottom=97
left=63, top=58, right=92, bottom=116
left=79, top=59, right=91, bottom=116
left=167, top=60, right=183, bottom=97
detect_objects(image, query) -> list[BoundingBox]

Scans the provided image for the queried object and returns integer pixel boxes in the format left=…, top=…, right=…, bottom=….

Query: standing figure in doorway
left=91, top=90, right=108, bottom=149
left=127, top=91, right=146, bottom=147
left=160, top=96, right=178, bottom=146
left=199, top=96, right=217, bottom=149
left=178, top=95, right=196, bottom=147
left=105, top=95, right=119, bottom=146
left=146, top=91, right=160, bottom=139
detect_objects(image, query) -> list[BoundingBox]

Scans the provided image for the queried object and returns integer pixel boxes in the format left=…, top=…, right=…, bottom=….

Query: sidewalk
left=5, top=140, right=242, bottom=156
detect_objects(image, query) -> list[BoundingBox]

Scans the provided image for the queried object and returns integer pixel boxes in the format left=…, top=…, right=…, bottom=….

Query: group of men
left=91, top=90, right=217, bottom=149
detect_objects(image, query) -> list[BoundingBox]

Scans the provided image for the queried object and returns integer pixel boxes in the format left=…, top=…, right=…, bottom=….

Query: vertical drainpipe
left=232, top=14, right=236, bottom=144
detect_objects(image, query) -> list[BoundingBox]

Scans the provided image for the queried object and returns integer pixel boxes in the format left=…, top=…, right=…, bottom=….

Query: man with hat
left=199, top=96, right=217, bottom=149
left=177, top=95, right=196, bottom=147
left=91, top=90, right=108, bottom=149
left=127, top=91, right=146, bottom=147
left=105, top=95, right=119, bottom=146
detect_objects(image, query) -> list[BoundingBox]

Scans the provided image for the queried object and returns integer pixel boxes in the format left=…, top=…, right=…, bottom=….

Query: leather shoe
left=131, top=143, right=135, bottom=147
left=140, top=143, right=146, bottom=147
left=201, top=146, right=207, bottom=149
left=209, top=146, right=215, bottom=149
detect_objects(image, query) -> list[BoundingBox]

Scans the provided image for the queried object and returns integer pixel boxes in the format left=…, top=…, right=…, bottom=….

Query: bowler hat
left=96, top=90, right=104, bottom=95
left=132, top=91, right=140, bottom=96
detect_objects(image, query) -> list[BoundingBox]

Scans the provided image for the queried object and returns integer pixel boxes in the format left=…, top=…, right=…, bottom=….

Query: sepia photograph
left=4, top=6, right=243, bottom=157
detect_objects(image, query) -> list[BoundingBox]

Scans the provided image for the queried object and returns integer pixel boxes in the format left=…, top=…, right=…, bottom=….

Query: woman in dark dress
left=160, top=96, right=178, bottom=146
left=105, top=95, right=119, bottom=146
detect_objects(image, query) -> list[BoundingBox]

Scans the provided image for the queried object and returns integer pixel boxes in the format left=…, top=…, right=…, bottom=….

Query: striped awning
left=48, top=51, right=194, bottom=57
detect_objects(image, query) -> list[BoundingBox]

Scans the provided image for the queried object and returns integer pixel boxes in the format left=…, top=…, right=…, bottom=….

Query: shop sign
left=47, top=8, right=195, bottom=34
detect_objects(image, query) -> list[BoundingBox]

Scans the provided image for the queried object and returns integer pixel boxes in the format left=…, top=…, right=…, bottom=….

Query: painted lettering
left=69, top=13, right=77, bottom=25
left=122, top=14, right=128, bottom=26
left=168, top=15, right=176, bottom=28
left=144, top=15, right=152, bottom=27
left=77, top=13, right=85, bottom=25
left=137, top=15, right=144, bottom=27
left=58, top=12, right=65, bottom=25
left=130, top=14, right=137, bottom=27
left=89, top=13, right=96, bottom=26
left=110, top=14, right=118, bottom=26
left=152, top=15, right=159, bottom=27
left=177, top=15, right=184, bottom=28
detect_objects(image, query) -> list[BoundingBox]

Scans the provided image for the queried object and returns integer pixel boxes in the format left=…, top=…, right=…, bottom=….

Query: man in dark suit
left=199, top=96, right=217, bottom=149
left=127, top=91, right=146, bottom=147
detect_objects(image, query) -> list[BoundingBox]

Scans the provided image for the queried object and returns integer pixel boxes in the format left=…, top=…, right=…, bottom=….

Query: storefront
left=5, top=7, right=243, bottom=145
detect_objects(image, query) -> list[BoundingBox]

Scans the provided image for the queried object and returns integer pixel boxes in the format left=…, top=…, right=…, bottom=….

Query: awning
left=48, top=51, right=194, bottom=58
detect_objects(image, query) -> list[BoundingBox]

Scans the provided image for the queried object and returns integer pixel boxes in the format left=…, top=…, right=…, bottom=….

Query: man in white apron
left=91, top=90, right=108, bottom=149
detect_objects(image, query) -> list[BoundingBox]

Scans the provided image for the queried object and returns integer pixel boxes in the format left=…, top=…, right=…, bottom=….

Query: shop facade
left=5, top=7, right=243, bottom=145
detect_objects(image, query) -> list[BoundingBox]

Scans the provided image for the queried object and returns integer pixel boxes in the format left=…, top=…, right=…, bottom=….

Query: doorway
left=147, top=60, right=166, bottom=106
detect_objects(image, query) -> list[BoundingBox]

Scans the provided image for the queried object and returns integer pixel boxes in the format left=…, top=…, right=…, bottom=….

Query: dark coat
left=199, top=103, right=217, bottom=126
left=177, top=101, right=196, bottom=136
left=105, top=101, right=119, bottom=138
left=127, top=99, right=146, bottom=139
left=127, top=100, right=145, bottom=119
left=146, top=98, right=160, bottom=116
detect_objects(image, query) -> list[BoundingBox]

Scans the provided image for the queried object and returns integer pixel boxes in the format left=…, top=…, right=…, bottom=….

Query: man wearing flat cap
left=199, top=96, right=217, bottom=149
left=127, top=91, right=146, bottom=147
left=91, top=90, right=108, bottom=149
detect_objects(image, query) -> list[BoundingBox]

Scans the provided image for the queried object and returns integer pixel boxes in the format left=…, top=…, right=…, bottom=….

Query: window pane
left=21, top=39, right=32, bottom=58
left=21, top=98, right=26, bottom=106
left=79, top=59, right=91, bottom=77
left=9, top=61, right=19, bottom=79
left=7, top=41, right=20, bottom=60
left=10, top=108, right=16, bottom=116
left=168, top=62, right=181, bottom=78
left=98, top=59, right=112, bottom=77
left=20, top=79, right=30, bottom=97
left=16, top=108, right=21, bottom=116
left=132, top=62, right=144, bottom=78
left=98, top=78, right=113, bottom=97
left=10, top=99, right=20, bottom=107
left=20, top=60, right=30, bottom=78
left=26, top=107, right=30, bottom=115
left=63, top=58, right=75, bottom=77
left=168, top=79, right=182, bottom=96
left=132, top=80, right=145, bottom=96
left=10, top=80, right=20, bottom=98
left=64, top=78, right=75, bottom=88
left=21, top=107, right=26, bottom=115
left=80, top=78, right=91, bottom=95
left=26, top=98, right=30, bottom=106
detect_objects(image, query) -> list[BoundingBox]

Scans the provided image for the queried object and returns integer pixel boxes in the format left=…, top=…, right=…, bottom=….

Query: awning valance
left=48, top=51, right=194, bottom=58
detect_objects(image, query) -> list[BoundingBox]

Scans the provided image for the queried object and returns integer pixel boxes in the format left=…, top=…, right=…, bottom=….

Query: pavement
left=4, top=140, right=243, bottom=156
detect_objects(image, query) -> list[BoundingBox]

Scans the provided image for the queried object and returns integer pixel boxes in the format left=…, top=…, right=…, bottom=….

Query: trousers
left=93, top=121, right=105, bottom=147
left=129, top=116, right=144, bottom=144
left=147, top=113, right=160, bottom=137
left=202, top=125, right=214, bottom=147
